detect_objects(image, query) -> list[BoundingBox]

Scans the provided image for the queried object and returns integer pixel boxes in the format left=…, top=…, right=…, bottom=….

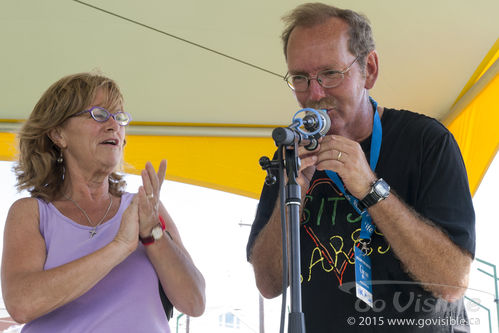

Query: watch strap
left=139, top=234, right=156, bottom=245
left=358, top=193, right=379, bottom=211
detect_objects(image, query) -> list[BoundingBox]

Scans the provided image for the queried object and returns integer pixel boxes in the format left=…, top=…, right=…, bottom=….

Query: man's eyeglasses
left=284, top=56, right=359, bottom=92
left=73, top=106, right=132, bottom=126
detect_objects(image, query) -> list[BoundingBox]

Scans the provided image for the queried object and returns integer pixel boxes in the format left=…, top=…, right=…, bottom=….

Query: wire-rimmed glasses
left=284, top=56, right=359, bottom=92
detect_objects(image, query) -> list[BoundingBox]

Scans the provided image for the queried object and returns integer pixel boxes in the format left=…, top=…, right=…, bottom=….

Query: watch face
left=152, top=226, right=163, bottom=240
left=374, top=179, right=390, bottom=197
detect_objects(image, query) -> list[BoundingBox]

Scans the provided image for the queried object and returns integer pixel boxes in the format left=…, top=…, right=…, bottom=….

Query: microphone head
left=316, top=109, right=331, bottom=136
left=303, top=109, right=331, bottom=136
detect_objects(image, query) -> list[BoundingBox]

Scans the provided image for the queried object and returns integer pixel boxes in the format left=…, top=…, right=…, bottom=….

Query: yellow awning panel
left=446, top=74, right=499, bottom=195
left=124, top=135, right=275, bottom=199
left=0, top=132, right=16, bottom=161
left=0, top=132, right=276, bottom=199
left=444, top=38, right=499, bottom=195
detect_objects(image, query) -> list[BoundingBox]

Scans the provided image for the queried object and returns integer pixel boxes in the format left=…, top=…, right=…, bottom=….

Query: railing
left=465, top=258, right=499, bottom=333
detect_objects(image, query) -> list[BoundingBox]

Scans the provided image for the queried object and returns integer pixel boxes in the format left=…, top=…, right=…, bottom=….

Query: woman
left=1, top=73, right=205, bottom=332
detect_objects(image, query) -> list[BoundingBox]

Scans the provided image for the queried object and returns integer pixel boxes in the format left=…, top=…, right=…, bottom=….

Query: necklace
left=64, top=193, right=113, bottom=238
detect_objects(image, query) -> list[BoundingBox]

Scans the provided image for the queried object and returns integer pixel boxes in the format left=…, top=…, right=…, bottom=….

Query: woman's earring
left=57, top=151, right=63, bottom=164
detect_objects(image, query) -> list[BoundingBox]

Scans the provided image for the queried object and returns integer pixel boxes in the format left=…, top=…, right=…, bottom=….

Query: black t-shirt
left=247, top=108, right=475, bottom=333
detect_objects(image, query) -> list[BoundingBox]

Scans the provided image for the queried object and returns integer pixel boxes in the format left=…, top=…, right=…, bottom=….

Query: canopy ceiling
left=0, top=0, right=498, bottom=198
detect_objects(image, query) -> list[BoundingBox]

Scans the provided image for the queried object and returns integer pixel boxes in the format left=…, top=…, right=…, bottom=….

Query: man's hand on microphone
left=296, top=146, right=318, bottom=191
left=315, top=135, right=376, bottom=199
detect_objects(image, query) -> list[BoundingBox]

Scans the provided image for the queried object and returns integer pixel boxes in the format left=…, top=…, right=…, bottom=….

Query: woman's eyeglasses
left=73, top=107, right=132, bottom=126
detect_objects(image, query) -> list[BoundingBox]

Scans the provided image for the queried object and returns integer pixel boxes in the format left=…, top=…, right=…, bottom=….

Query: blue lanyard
left=324, top=96, right=381, bottom=241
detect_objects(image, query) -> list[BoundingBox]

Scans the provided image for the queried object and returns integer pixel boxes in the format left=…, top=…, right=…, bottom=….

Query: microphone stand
left=284, top=144, right=306, bottom=333
left=260, top=127, right=308, bottom=333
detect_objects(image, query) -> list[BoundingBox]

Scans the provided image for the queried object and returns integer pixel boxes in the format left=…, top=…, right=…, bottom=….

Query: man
left=246, top=3, right=475, bottom=332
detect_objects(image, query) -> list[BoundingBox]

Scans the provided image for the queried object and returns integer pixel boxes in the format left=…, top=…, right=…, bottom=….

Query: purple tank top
left=21, top=192, right=171, bottom=333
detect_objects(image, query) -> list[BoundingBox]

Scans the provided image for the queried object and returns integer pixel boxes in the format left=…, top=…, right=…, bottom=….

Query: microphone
left=272, top=108, right=331, bottom=150
left=301, top=109, right=331, bottom=137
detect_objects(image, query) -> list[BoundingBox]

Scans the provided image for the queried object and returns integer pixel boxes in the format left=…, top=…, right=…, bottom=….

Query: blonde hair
left=15, top=72, right=127, bottom=201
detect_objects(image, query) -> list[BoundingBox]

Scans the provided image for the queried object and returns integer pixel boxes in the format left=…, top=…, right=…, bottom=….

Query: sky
left=0, top=152, right=497, bottom=332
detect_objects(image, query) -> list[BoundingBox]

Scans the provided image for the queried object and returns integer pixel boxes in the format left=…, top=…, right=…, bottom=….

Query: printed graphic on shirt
left=300, top=175, right=390, bottom=286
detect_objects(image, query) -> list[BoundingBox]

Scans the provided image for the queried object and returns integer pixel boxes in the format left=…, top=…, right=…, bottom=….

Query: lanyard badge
left=355, top=213, right=375, bottom=307
left=325, top=97, right=381, bottom=308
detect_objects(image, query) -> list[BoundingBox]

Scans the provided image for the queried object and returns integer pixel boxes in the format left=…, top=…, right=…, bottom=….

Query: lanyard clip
left=358, top=238, right=371, bottom=255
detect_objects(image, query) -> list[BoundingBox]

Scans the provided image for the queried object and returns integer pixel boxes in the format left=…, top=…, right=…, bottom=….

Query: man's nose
left=307, top=78, right=327, bottom=101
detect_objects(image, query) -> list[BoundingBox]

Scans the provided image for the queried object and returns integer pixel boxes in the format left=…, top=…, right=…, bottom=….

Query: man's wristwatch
left=357, top=178, right=390, bottom=211
left=139, top=216, right=166, bottom=245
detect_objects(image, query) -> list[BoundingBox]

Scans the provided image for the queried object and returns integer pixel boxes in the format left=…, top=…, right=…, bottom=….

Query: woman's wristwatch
left=139, top=216, right=166, bottom=245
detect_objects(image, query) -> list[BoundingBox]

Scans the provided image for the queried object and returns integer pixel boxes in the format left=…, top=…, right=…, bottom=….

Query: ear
left=364, top=50, right=379, bottom=90
left=48, top=127, right=67, bottom=149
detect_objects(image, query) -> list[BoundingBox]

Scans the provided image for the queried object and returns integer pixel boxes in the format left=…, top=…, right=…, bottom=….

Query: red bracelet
left=159, top=216, right=173, bottom=240
left=159, top=215, right=166, bottom=230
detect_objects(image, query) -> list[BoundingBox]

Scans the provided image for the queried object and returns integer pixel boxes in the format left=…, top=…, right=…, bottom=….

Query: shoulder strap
left=159, top=281, right=174, bottom=320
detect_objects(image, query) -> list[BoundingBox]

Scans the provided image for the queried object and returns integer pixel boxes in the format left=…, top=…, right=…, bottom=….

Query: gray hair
left=281, top=2, right=375, bottom=68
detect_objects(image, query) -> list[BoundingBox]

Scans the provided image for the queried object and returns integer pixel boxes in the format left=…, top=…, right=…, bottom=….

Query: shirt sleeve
left=246, top=156, right=280, bottom=261
left=415, top=125, right=476, bottom=257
